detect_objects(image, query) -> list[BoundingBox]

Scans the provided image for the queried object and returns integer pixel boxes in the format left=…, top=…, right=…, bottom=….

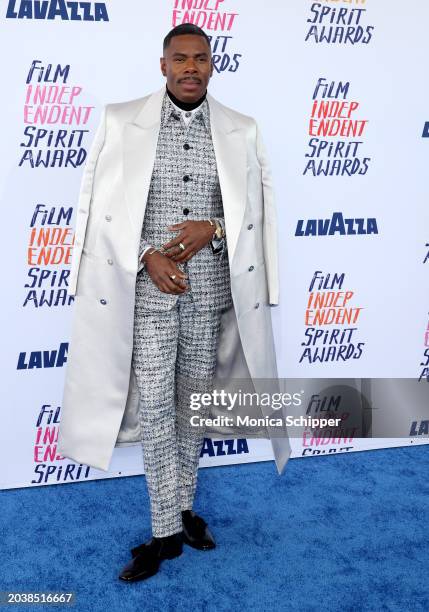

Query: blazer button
left=107, top=259, right=113, bottom=265
left=183, top=207, right=190, bottom=215
left=247, top=224, right=254, bottom=230
left=100, top=299, right=107, bottom=305
left=105, top=214, right=112, bottom=221
left=254, top=303, right=260, bottom=309
left=248, top=265, right=254, bottom=272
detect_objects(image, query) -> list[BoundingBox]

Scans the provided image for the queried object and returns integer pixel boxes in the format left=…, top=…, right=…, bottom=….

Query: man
left=57, top=23, right=286, bottom=583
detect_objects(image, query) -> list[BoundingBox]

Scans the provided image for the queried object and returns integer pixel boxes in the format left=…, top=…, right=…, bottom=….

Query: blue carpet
left=2, top=445, right=429, bottom=612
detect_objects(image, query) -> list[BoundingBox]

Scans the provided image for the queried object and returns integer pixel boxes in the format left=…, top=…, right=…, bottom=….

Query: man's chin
left=176, top=84, right=205, bottom=101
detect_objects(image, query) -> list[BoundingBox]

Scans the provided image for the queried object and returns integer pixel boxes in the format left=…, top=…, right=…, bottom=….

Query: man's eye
left=175, top=58, right=185, bottom=62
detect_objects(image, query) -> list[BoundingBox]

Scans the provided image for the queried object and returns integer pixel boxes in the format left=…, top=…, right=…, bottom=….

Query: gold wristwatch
left=211, top=218, right=224, bottom=240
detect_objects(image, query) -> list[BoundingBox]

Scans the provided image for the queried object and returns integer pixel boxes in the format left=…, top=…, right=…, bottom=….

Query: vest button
left=183, top=175, right=190, bottom=182
left=105, top=215, right=112, bottom=221
left=183, top=208, right=190, bottom=215
left=254, top=303, right=260, bottom=309
left=107, top=259, right=113, bottom=265
left=248, top=265, right=254, bottom=272
left=100, top=299, right=107, bottom=305
left=183, top=143, right=190, bottom=150
left=247, top=224, right=254, bottom=230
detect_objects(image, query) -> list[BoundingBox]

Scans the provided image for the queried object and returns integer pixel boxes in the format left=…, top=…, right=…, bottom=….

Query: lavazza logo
left=5, top=0, right=109, bottom=21
left=295, top=212, right=379, bottom=237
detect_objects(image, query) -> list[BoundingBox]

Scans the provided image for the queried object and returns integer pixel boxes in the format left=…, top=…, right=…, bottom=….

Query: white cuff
left=138, top=245, right=154, bottom=273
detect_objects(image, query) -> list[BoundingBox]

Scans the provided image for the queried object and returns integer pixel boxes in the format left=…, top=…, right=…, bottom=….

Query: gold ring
left=179, top=242, right=185, bottom=251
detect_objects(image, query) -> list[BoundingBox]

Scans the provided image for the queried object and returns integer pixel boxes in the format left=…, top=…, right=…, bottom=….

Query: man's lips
left=179, top=78, right=201, bottom=87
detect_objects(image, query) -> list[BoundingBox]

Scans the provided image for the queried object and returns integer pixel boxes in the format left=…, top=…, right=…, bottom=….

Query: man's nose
left=184, top=58, right=198, bottom=72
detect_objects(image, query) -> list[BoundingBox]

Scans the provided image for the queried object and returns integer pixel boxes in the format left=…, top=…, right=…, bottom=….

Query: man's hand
left=142, top=250, right=188, bottom=294
left=162, top=220, right=214, bottom=262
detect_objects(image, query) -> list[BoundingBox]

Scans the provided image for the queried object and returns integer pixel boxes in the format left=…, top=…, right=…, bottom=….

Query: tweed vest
left=135, top=92, right=232, bottom=313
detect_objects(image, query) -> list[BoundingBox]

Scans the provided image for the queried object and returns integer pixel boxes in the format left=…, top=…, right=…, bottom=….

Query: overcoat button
left=107, top=259, right=113, bottom=265
left=183, top=143, right=190, bottom=150
left=105, top=214, right=112, bottom=221
left=247, top=224, right=254, bottom=230
left=183, top=175, right=190, bottom=182
left=248, top=265, right=254, bottom=272
left=100, top=299, right=107, bottom=305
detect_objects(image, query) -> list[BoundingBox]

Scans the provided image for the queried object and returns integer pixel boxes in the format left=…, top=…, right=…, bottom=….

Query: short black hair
left=163, top=23, right=211, bottom=53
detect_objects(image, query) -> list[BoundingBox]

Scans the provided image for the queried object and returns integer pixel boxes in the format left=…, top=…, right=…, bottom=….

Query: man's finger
left=162, top=235, right=186, bottom=250
left=158, top=280, right=181, bottom=294
left=163, top=274, right=186, bottom=293
left=167, top=222, right=187, bottom=231
left=167, top=270, right=187, bottom=285
left=171, top=275, right=187, bottom=289
left=163, top=242, right=183, bottom=254
left=173, top=246, right=196, bottom=262
left=165, top=270, right=186, bottom=286
left=168, top=264, right=187, bottom=279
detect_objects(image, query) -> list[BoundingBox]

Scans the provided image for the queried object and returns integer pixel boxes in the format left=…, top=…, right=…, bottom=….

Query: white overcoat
left=57, top=86, right=290, bottom=473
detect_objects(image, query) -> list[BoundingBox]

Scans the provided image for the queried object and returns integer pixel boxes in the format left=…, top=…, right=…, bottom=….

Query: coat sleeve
left=68, top=106, right=107, bottom=296
left=255, top=122, right=279, bottom=306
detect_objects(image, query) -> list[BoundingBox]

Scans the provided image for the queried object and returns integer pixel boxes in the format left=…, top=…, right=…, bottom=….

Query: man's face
left=160, top=34, right=213, bottom=103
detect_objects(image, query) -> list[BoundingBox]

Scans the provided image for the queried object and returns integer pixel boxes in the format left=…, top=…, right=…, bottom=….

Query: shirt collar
left=161, top=90, right=210, bottom=130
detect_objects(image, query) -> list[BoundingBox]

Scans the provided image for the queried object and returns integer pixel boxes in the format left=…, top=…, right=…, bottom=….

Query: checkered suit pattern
left=133, top=92, right=232, bottom=537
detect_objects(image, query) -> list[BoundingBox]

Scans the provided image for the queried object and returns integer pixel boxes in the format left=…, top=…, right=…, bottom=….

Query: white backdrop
left=1, top=0, right=429, bottom=489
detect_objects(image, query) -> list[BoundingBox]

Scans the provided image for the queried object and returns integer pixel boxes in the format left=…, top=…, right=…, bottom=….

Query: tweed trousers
left=132, top=284, right=222, bottom=537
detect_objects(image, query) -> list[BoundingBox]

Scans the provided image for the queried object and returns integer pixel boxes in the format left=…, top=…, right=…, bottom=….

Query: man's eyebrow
left=172, top=52, right=209, bottom=58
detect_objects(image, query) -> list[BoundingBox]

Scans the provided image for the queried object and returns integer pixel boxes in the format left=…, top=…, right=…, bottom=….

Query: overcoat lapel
left=122, top=87, right=164, bottom=245
left=207, top=93, right=247, bottom=267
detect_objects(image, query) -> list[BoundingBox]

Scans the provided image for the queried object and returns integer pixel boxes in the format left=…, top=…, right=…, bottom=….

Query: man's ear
left=160, top=57, right=167, bottom=76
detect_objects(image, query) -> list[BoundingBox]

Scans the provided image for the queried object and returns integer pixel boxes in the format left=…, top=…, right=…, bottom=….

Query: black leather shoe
left=119, top=533, right=183, bottom=582
left=181, top=510, right=216, bottom=550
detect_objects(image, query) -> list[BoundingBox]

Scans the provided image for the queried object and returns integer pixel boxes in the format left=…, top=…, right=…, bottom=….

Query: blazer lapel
left=207, top=93, right=247, bottom=268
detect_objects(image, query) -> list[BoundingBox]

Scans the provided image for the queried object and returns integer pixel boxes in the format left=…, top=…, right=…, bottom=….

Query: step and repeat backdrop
left=1, top=0, right=429, bottom=489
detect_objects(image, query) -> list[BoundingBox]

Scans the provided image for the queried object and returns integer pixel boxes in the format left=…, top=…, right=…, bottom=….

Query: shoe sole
left=119, top=566, right=159, bottom=582
left=182, top=533, right=216, bottom=550
left=119, top=547, right=183, bottom=582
